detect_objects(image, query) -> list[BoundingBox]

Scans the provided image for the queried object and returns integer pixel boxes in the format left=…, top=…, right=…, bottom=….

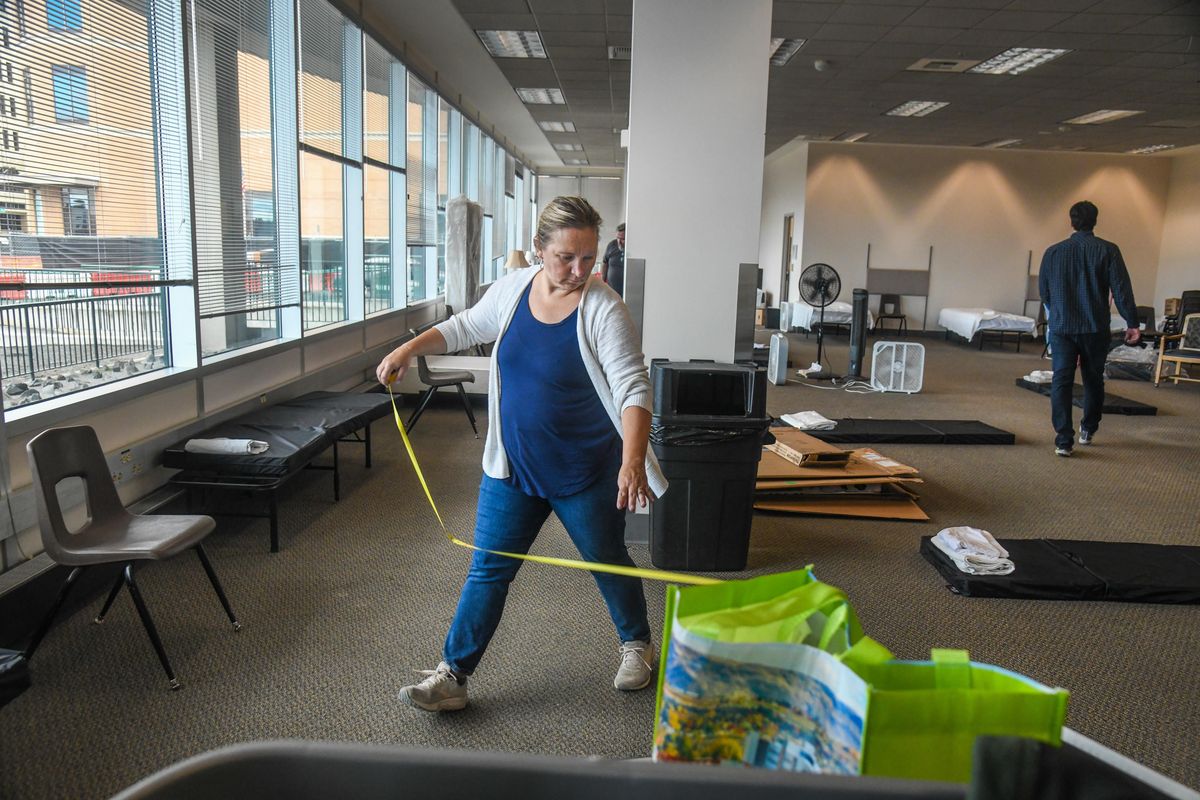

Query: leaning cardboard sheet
left=653, top=569, right=1068, bottom=783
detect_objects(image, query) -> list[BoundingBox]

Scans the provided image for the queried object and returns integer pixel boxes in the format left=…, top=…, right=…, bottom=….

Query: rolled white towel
left=184, top=438, right=270, bottom=455
left=1025, top=370, right=1054, bottom=384
left=780, top=411, right=837, bottom=431
left=934, top=526, right=1009, bottom=559
left=931, top=535, right=1015, bottom=576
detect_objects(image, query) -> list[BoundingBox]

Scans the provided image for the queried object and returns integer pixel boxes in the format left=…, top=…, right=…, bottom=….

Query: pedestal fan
left=798, top=262, right=841, bottom=380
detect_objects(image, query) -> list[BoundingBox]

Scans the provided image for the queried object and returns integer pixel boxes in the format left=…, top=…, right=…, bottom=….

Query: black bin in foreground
left=649, top=360, right=770, bottom=572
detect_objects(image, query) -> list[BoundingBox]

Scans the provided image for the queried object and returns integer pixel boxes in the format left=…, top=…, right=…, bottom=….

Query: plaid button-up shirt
left=1039, top=231, right=1138, bottom=335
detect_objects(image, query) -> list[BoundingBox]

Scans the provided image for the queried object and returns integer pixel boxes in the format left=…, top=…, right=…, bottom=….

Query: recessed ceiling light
left=978, top=138, right=1022, bottom=149
left=1126, top=144, right=1175, bottom=154
left=564, top=158, right=589, bottom=165
left=475, top=30, right=546, bottom=59
left=885, top=100, right=948, bottom=117
left=834, top=132, right=870, bottom=142
left=553, top=143, right=584, bottom=151
left=516, top=88, right=565, bottom=105
left=907, top=58, right=980, bottom=73
left=769, top=38, right=806, bottom=67
left=608, top=46, right=632, bottom=61
left=539, top=121, right=576, bottom=133
left=1063, top=109, right=1143, bottom=125
left=969, top=48, right=1070, bottom=75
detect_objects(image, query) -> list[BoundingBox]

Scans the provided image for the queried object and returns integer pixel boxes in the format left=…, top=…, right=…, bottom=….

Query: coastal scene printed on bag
left=654, top=626, right=867, bottom=774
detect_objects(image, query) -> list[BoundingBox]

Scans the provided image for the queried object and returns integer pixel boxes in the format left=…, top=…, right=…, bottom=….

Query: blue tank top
left=497, top=283, right=621, bottom=498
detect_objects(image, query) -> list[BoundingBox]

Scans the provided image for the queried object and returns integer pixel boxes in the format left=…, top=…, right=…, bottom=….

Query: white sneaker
left=614, top=641, right=654, bottom=691
left=1055, top=446, right=1072, bottom=457
left=398, top=661, right=468, bottom=712
left=1079, top=430, right=1094, bottom=445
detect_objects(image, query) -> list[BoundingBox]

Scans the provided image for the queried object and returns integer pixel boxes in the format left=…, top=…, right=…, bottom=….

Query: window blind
left=190, top=0, right=297, bottom=319
left=478, top=135, right=495, bottom=217
left=405, top=74, right=436, bottom=245
left=297, top=0, right=344, bottom=158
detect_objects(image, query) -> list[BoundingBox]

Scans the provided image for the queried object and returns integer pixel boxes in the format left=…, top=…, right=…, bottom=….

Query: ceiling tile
left=800, top=39, right=874, bottom=57
left=772, top=3, right=839, bottom=24
left=814, top=22, right=893, bottom=41
left=606, top=15, right=632, bottom=32
left=460, top=12, right=538, bottom=29
left=539, top=30, right=609, bottom=46
left=1088, top=0, right=1187, bottom=11
left=453, top=0, right=529, bottom=13
left=535, top=13, right=608, bottom=31
left=974, top=10, right=1074, bottom=30
left=771, top=21, right=825, bottom=38
left=545, top=44, right=609, bottom=60
left=1050, top=13, right=1148, bottom=33
left=900, top=6, right=996, bottom=28
left=605, top=0, right=632, bottom=13
left=528, top=0, right=606, bottom=13
left=1122, top=15, right=1200, bottom=35
left=881, top=25, right=965, bottom=43
left=826, top=4, right=917, bottom=25
left=1004, top=0, right=1095, bottom=10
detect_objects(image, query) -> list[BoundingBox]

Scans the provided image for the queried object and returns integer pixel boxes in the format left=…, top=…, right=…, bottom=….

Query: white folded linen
left=1025, top=370, right=1054, bottom=384
left=184, top=438, right=270, bottom=455
left=931, top=536, right=1014, bottom=576
left=780, top=411, right=837, bottom=431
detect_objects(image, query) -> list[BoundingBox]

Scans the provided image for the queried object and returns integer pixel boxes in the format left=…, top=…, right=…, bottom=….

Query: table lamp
left=505, top=250, right=531, bottom=270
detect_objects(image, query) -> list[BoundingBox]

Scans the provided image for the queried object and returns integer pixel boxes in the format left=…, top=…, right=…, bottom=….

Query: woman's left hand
left=617, top=460, right=652, bottom=511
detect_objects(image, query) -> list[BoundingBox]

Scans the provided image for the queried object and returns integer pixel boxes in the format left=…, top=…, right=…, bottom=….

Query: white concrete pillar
left=624, top=0, right=771, bottom=362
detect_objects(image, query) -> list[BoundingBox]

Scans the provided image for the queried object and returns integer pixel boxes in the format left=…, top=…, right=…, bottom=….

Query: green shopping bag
left=652, top=567, right=892, bottom=773
left=858, top=648, right=1069, bottom=783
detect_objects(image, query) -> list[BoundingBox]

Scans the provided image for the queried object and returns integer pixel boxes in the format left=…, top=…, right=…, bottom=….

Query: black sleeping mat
left=1014, top=378, right=1157, bottom=415
left=162, top=391, right=392, bottom=477
left=775, top=419, right=1016, bottom=445
left=921, top=537, right=1200, bottom=603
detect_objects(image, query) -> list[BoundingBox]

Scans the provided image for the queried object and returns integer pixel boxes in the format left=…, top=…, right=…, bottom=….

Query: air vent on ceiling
left=608, top=46, right=632, bottom=61
left=906, top=58, right=981, bottom=73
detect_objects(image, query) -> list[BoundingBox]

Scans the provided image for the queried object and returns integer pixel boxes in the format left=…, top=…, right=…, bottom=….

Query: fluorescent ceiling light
left=553, top=143, right=583, bottom=151
left=969, top=48, right=1069, bottom=75
left=564, top=158, right=589, bottom=165
left=1127, top=144, right=1175, bottom=154
left=1063, top=109, right=1143, bottom=125
left=885, top=100, right=948, bottom=117
left=516, top=88, right=565, bottom=105
left=539, top=121, right=576, bottom=133
left=835, top=132, right=870, bottom=142
left=475, top=30, right=546, bottom=59
left=769, top=38, right=806, bottom=67
left=979, top=138, right=1022, bottom=149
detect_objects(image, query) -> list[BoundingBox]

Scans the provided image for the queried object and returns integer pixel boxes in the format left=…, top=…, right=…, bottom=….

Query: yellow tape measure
left=386, top=386, right=721, bottom=586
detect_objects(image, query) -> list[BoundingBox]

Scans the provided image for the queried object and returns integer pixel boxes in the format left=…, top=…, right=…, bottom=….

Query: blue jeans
left=1049, top=330, right=1110, bottom=450
left=443, top=473, right=651, bottom=675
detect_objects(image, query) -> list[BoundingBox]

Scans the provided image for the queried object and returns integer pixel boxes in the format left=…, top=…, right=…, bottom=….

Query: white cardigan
left=435, top=266, right=668, bottom=498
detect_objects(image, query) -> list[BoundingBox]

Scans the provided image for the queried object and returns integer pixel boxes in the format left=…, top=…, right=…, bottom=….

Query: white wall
left=625, top=0, right=770, bottom=362
left=1156, top=150, right=1200, bottom=311
left=758, top=140, right=809, bottom=308
left=774, top=143, right=1171, bottom=328
left=535, top=176, right=626, bottom=265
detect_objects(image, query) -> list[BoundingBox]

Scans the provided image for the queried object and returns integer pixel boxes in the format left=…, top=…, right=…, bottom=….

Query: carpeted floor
left=1, top=333, right=1197, bottom=799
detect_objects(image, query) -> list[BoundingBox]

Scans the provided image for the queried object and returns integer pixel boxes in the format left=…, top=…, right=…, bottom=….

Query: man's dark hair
left=1069, top=201, right=1098, bottom=232
left=616, top=223, right=625, bottom=232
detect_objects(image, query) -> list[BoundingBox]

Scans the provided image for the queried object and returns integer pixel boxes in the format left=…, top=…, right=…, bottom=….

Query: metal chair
left=406, top=326, right=479, bottom=437
left=24, top=426, right=239, bottom=690
left=873, top=293, right=907, bottom=335
left=1154, top=313, right=1200, bottom=387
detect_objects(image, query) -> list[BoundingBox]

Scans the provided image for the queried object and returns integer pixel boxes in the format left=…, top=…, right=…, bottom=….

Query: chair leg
left=24, top=566, right=84, bottom=660
left=123, top=564, right=180, bottom=690
left=456, top=383, right=479, bottom=438
left=194, top=544, right=240, bottom=631
left=406, top=386, right=439, bottom=431
left=94, top=570, right=126, bottom=624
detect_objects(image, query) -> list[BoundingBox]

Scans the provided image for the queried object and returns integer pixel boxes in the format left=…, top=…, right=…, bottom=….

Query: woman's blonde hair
left=535, top=196, right=602, bottom=249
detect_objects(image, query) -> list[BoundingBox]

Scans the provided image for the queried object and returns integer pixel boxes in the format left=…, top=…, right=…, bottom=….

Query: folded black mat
left=1, top=648, right=30, bottom=708
left=785, top=419, right=1016, bottom=445
left=921, top=537, right=1200, bottom=603
left=1014, top=378, right=1157, bottom=416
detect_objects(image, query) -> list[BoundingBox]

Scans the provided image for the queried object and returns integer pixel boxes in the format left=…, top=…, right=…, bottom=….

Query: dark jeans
left=1048, top=330, right=1110, bottom=450
left=443, top=473, right=651, bottom=675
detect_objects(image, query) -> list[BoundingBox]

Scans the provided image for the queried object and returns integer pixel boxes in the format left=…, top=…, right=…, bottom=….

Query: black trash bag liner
left=0, top=648, right=30, bottom=708
left=650, top=422, right=774, bottom=447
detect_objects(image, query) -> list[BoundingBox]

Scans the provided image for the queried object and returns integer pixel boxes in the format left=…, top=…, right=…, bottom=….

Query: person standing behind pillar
left=1038, top=200, right=1140, bottom=458
left=601, top=222, right=626, bottom=298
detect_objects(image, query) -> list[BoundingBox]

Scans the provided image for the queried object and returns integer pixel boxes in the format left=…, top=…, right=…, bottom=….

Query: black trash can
left=649, top=361, right=770, bottom=572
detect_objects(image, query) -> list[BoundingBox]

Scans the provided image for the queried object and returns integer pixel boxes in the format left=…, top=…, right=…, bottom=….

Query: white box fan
left=870, top=341, right=925, bottom=394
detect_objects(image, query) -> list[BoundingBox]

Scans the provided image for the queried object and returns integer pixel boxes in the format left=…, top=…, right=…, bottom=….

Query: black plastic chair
left=24, top=425, right=239, bottom=690
left=873, top=293, right=907, bottom=335
left=406, top=327, right=479, bottom=437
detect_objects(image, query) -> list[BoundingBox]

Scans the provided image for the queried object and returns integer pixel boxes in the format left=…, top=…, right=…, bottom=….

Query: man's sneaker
left=1079, top=430, right=1094, bottom=445
left=614, top=641, right=654, bottom=691
left=398, top=661, right=467, bottom=712
left=1055, top=446, right=1072, bottom=457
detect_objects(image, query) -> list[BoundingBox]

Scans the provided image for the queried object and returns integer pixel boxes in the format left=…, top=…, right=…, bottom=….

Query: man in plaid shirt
left=1039, top=200, right=1140, bottom=457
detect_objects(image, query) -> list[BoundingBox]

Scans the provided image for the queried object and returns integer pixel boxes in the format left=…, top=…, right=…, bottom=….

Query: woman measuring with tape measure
left=376, top=197, right=666, bottom=712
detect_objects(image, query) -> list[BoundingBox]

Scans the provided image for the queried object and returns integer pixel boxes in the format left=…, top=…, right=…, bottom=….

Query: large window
left=50, top=65, right=88, bottom=122
left=362, top=35, right=402, bottom=316
left=405, top=73, right=436, bottom=303
left=297, top=0, right=356, bottom=329
left=60, top=186, right=94, bottom=235
left=45, top=0, right=83, bottom=30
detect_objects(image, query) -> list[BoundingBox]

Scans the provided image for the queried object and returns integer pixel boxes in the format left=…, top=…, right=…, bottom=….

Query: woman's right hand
left=376, top=345, right=411, bottom=386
